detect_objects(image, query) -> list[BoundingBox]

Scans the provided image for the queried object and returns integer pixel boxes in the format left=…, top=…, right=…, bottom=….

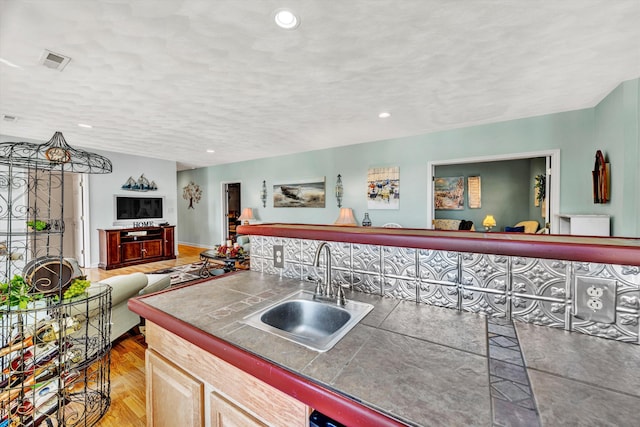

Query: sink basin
left=241, top=290, right=373, bottom=352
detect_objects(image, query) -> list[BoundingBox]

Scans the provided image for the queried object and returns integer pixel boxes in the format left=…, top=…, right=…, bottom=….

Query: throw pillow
left=504, top=226, right=526, bottom=233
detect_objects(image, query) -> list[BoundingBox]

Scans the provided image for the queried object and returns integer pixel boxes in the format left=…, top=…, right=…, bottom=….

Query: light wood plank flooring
left=94, top=244, right=205, bottom=427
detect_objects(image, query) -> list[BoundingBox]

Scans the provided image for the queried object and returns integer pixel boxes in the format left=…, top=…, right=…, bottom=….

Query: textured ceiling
left=1, top=1, right=639, bottom=170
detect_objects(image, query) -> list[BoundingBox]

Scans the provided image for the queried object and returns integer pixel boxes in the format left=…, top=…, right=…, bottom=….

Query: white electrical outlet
left=574, top=276, right=616, bottom=323
left=273, top=245, right=284, bottom=268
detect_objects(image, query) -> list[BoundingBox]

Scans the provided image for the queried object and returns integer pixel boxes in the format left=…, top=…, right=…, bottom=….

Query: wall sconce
left=335, top=174, right=343, bottom=208
left=483, top=215, right=496, bottom=231
left=260, top=180, right=267, bottom=208
left=238, top=207, right=254, bottom=225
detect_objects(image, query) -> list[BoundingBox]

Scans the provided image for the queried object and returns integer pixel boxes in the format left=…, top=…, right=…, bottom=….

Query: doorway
left=427, top=150, right=560, bottom=233
left=222, top=182, right=241, bottom=242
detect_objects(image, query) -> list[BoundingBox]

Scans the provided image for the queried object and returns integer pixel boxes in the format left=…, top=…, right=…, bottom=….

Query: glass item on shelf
left=362, top=213, right=372, bottom=227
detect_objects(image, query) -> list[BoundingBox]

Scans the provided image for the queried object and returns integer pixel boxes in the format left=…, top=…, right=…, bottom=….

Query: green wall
left=434, top=158, right=545, bottom=231
left=178, top=79, right=640, bottom=247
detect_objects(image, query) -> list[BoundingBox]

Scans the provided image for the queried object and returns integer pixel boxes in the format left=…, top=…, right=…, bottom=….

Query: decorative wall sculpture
left=182, top=181, right=202, bottom=209
left=122, top=173, right=157, bottom=191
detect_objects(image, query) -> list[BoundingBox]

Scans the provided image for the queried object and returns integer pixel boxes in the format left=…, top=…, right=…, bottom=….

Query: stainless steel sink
left=241, top=290, right=373, bottom=352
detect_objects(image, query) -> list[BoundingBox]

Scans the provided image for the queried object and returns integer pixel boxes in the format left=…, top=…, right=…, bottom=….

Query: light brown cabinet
left=145, top=322, right=309, bottom=427
left=146, top=350, right=204, bottom=427
left=98, top=225, right=175, bottom=269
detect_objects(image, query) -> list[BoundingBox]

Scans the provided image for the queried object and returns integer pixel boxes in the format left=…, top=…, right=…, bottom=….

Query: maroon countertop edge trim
left=238, top=224, right=640, bottom=266
left=129, top=296, right=406, bottom=427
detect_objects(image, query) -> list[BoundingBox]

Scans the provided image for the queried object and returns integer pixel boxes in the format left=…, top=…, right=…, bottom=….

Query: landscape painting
left=273, top=177, right=325, bottom=208
left=367, top=166, right=399, bottom=210
left=434, top=176, right=464, bottom=210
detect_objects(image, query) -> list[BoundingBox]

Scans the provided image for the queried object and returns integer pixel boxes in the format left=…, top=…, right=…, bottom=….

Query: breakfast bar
left=130, top=224, right=640, bottom=426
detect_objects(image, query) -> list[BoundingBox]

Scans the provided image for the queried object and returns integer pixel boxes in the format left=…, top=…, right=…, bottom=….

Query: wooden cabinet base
left=145, top=322, right=309, bottom=427
left=98, top=226, right=175, bottom=269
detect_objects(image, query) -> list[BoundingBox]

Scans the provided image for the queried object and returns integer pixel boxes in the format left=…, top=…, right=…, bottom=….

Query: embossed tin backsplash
left=248, top=235, right=640, bottom=345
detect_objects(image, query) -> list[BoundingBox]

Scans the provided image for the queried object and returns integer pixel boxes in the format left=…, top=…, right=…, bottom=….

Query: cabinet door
left=147, top=350, right=204, bottom=427
left=105, top=230, right=121, bottom=265
left=143, top=240, right=163, bottom=258
left=163, top=227, right=175, bottom=257
left=210, top=391, right=268, bottom=427
left=122, top=241, right=143, bottom=262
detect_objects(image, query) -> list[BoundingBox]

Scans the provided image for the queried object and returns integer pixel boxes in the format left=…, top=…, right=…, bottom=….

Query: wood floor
left=94, top=244, right=205, bottom=427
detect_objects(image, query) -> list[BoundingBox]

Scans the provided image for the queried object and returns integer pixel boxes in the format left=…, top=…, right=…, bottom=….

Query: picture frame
left=367, top=166, right=399, bottom=210
left=434, top=176, right=464, bottom=210
left=273, top=177, right=325, bottom=208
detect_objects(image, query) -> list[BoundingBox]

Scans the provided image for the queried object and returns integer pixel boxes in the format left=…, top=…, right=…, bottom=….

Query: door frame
left=427, top=149, right=560, bottom=233
left=220, top=181, right=241, bottom=242
left=72, top=173, right=91, bottom=267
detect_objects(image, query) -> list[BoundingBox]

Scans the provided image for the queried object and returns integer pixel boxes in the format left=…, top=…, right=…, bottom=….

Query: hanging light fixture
left=261, top=180, right=267, bottom=208
left=335, top=174, right=343, bottom=208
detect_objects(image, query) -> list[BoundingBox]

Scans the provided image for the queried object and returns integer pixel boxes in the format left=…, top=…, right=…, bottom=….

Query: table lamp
left=334, top=208, right=357, bottom=226
left=482, top=215, right=496, bottom=231
left=238, top=208, right=254, bottom=225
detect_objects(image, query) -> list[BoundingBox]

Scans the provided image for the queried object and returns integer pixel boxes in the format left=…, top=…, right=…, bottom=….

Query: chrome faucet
left=313, top=242, right=345, bottom=305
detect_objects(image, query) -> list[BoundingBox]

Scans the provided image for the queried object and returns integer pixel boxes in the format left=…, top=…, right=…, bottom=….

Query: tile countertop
left=130, top=271, right=640, bottom=427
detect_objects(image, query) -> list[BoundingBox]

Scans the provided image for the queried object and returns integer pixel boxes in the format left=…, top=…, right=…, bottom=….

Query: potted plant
left=0, top=274, right=42, bottom=312
left=26, top=220, right=50, bottom=232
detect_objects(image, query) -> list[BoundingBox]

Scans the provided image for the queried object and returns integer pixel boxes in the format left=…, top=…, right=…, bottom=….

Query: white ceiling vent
left=39, top=49, right=71, bottom=71
left=2, top=114, right=18, bottom=122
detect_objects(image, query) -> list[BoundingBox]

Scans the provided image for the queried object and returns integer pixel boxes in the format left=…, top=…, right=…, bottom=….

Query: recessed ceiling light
left=273, top=8, right=300, bottom=30
left=78, top=123, right=92, bottom=128
left=206, top=149, right=215, bottom=153
left=378, top=112, right=391, bottom=118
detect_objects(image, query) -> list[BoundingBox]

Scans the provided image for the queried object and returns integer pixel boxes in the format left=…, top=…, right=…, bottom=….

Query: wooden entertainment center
left=98, top=225, right=175, bottom=270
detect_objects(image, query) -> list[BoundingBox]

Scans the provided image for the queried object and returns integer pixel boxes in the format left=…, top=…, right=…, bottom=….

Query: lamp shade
left=482, top=215, right=496, bottom=228
left=334, top=208, right=357, bottom=226
left=238, top=208, right=254, bottom=224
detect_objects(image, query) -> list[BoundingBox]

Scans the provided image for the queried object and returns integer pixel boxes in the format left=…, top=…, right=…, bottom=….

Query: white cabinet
left=558, top=215, right=610, bottom=236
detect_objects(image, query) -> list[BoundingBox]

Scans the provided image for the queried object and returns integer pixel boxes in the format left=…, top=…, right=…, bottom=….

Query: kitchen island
left=130, top=270, right=639, bottom=426
left=131, top=224, right=640, bottom=426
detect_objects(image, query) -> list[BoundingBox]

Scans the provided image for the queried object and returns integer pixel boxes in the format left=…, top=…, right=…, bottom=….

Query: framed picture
left=273, top=177, right=325, bottom=208
left=367, top=166, right=399, bottom=210
left=467, top=176, right=481, bottom=209
left=434, top=176, right=464, bottom=210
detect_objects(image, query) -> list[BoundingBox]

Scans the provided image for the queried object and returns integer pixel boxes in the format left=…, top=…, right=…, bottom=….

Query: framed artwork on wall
left=467, top=176, right=481, bottom=208
left=367, top=166, right=399, bottom=210
left=434, top=176, right=464, bottom=210
left=273, top=177, right=325, bottom=207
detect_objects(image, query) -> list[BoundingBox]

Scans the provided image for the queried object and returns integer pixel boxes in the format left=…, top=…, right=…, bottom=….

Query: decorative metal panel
left=418, top=280, right=458, bottom=308
left=418, top=249, right=458, bottom=282
left=352, top=244, right=381, bottom=273
left=248, top=236, right=639, bottom=345
left=283, top=238, right=302, bottom=263
left=383, top=277, right=417, bottom=301
left=461, top=253, right=509, bottom=316
left=382, top=246, right=416, bottom=279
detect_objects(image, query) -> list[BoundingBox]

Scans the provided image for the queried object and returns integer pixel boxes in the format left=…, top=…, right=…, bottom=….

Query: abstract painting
left=367, top=167, right=399, bottom=210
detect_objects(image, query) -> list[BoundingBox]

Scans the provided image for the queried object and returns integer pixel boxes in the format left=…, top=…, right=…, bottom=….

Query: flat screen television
left=115, top=196, right=164, bottom=220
